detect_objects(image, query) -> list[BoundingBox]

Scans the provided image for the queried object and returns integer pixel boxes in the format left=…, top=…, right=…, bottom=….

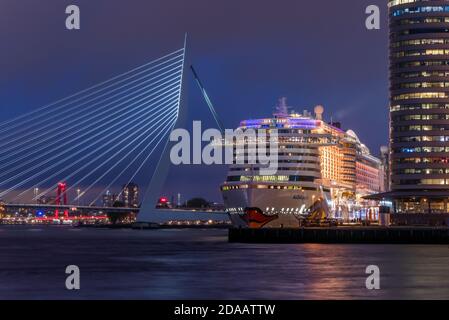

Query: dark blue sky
left=0, top=0, right=389, bottom=203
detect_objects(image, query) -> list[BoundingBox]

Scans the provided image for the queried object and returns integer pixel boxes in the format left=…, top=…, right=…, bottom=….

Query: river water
left=1, top=225, right=449, bottom=299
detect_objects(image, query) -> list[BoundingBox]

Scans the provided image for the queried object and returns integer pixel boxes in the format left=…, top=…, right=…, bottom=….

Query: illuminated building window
left=391, top=103, right=449, bottom=112
left=388, top=0, right=422, bottom=7
left=392, top=6, right=449, bottom=17
left=394, top=82, right=449, bottom=89
left=393, top=50, right=449, bottom=58
left=394, top=61, right=449, bottom=68
left=393, top=92, right=449, bottom=100
left=393, top=114, right=449, bottom=121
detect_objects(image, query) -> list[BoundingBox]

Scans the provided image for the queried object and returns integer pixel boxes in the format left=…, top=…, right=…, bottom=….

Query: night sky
left=0, top=0, right=389, bottom=203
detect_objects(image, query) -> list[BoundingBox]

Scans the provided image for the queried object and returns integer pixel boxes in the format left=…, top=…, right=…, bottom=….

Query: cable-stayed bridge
left=0, top=39, right=188, bottom=220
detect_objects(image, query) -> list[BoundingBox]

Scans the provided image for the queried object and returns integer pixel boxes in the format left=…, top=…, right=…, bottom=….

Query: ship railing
left=213, top=136, right=340, bottom=147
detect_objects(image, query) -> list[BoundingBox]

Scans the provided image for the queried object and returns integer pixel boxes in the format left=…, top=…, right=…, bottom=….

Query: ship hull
left=221, top=185, right=330, bottom=228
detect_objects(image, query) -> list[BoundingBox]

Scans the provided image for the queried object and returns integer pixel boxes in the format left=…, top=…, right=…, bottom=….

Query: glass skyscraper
left=388, top=0, right=449, bottom=221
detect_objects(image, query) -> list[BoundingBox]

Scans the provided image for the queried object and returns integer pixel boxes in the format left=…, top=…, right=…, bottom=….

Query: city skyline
left=0, top=0, right=389, bottom=201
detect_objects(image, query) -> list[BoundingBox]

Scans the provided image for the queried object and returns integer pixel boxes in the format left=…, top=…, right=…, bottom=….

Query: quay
left=228, top=227, right=449, bottom=244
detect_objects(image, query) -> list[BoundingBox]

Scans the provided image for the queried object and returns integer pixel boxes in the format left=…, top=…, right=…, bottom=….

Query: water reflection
left=0, top=226, right=449, bottom=299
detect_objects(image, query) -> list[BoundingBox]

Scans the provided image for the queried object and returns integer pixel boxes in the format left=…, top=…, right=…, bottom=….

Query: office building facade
left=388, top=0, right=449, bottom=219
left=122, top=183, right=140, bottom=208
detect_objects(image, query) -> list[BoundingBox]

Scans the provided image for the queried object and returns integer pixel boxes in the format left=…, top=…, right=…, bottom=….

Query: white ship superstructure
left=221, top=99, right=384, bottom=228
left=221, top=100, right=337, bottom=228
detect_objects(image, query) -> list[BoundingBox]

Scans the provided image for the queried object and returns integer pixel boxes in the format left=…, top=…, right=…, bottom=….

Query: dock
left=228, top=227, right=449, bottom=244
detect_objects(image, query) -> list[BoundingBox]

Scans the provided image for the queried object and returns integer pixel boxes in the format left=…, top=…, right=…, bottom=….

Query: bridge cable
left=0, top=59, right=184, bottom=153
left=0, top=73, right=183, bottom=169
left=0, top=48, right=184, bottom=135
left=2, top=95, right=179, bottom=199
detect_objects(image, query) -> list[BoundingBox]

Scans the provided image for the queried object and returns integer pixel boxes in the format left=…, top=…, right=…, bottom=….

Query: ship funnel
left=274, top=97, right=289, bottom=117
left=314, top=105, right=324, bottom=120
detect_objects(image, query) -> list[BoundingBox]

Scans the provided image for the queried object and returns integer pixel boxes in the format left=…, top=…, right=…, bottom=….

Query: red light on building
left=156, top=196, right=171, bottom=209
left=159, top=197, right=168, bottom=203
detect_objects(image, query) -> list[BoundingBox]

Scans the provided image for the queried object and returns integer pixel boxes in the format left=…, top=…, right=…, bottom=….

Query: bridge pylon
left=55, top=182, right=69, bottom=219
left=137, top=34, right=188, bottom=222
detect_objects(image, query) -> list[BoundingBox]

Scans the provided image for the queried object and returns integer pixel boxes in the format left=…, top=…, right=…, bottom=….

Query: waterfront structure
left=371, top=0, right=449, bottom=224
left=221, top=99, right=383, bottom=228
left=121, top=183, right=139, bottom=208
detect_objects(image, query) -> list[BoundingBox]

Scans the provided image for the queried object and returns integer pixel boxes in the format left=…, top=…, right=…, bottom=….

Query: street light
left=76, top=188, right=81, bottom=206
left=33, top=187, right=39, bottom=204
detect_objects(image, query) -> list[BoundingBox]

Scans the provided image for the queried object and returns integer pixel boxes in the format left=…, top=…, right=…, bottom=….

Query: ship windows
left=289, top=175, right=315, bottom=182
left=237, top=175, right=291, bottom=182
left=226, top=174, right=319, bottom=182
left=229, top=167, right=320, bottom=173
left=221, top=185, right=249, bottom=191
left=221, top=184, right=319, bottom=191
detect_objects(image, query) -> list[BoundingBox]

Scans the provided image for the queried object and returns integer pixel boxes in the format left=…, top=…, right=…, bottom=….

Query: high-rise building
left=387, top=0, right=449, bottom=218
left=121, top=183, right=139, bottom=208
left=102, top=190, right=119, bottom=207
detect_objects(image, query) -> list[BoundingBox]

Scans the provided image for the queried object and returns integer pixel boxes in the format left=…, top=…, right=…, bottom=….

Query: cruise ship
left=221, top=98, right=384, bottom=228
